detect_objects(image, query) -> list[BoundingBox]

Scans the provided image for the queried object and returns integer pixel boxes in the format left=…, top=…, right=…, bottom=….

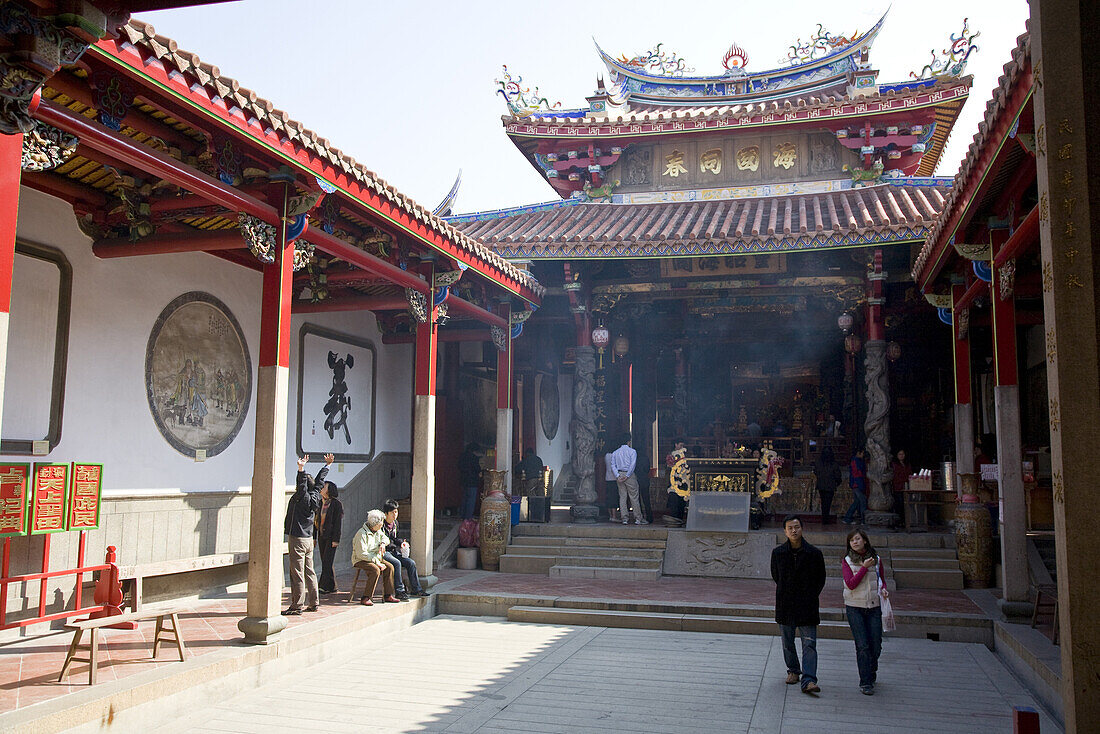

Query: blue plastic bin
left=510, top=496, right=521, bottom=525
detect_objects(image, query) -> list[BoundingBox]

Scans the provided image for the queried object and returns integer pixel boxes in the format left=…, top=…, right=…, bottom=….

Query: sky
left=144, top=1, right=1030, bottom=215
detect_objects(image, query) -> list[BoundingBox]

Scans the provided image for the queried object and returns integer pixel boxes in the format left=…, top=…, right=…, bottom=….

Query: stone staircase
left=794, top=530, right=964, bottom=590
left=499, top=524, right=668, bottom=581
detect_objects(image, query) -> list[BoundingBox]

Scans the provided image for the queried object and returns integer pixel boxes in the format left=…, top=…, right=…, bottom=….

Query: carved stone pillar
left=570, top=345, right=599, bottom=522
left=863, top=340, right=896, bottom=524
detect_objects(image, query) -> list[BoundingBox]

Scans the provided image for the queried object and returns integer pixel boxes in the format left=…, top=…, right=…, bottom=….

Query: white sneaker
left=635, top=519, right=649, bottom=525
left=621, top=519, right=629, bottom=524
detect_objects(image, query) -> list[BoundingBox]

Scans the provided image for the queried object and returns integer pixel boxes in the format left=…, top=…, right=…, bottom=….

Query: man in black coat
left=771, top=514, right=827, bottom=694
left=283, top=453, right=332, bottom=615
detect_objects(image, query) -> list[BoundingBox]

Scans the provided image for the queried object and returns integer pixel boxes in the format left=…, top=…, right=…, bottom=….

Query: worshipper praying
left=314, top=479, right=343, bottom=595
left=609, top=432, right=647, bottom=525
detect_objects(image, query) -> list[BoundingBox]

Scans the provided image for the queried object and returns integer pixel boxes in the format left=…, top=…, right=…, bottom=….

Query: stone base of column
left=998, top=599, right=1035, bottom=621
left=570, top=504, right=599, bottom=523
left=419, top=574, right=439, bottom=590
left=864, top=511, right=899, bottom=528
left=237, top=614, right=287, bottom=645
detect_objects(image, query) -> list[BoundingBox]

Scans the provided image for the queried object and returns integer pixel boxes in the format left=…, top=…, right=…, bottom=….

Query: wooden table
left=905, top=490, right=956, bottom=531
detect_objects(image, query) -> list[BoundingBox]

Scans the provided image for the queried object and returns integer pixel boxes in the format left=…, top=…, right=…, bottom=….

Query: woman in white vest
left=841, top=529, right=888, bottom=695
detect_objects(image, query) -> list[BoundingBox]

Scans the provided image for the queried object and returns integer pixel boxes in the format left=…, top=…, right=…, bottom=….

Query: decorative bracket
left=405, top=288, right=428, bottom=323
left=998, top=259, right=1016, bottom=301
left=90, top=72, right=134, bottom=131
left=924, top=293, right=952, bottom=309
left=952, top=241, right=991, bottom=261
left=21, top=122, right=77, bottom=171
left=490, top=324, right=508, bottom=352
left=238, top=213, right=313, bottom=270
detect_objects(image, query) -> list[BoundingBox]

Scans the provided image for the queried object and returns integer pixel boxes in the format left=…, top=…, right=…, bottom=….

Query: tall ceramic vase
left=955, top=473, right=993, bottom=588
left=479, top=470, right=510, bottom=571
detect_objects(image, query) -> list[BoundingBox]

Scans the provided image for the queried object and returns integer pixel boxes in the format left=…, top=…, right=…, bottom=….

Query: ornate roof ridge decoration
left=113, top=19, right=544, bottom=299
left=910, top=18, right=981, bottom=81
left=495, top=65, right=561, bottom=119
left=591, top=11, right=886, bottom=106
left=503, top=73, right=970, bottom=127
left=784, top=23, right=860, bottom=66
left=913, top=24, right=1030, bottom=284
left=617, top=43, right=696, bottom=77
left=432, top=169, right=462, bottom=217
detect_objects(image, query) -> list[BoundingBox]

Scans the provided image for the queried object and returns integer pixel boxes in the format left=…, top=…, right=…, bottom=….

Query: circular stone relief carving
left=145, top=292, right=252, bottom=458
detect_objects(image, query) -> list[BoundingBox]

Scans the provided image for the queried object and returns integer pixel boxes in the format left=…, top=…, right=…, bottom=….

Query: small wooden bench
left=59, top=609, right=187, bottom=685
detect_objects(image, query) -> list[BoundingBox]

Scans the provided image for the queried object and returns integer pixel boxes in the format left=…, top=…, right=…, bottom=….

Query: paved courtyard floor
left=157, top=615, right=1061, bottom=734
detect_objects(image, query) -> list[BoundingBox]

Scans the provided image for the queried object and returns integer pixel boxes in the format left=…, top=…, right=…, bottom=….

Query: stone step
left=548, top=566, right=662, bottom=582
left=503, top=544, right=664, bottom=561
left=553, top=555, right=663, bottom=569
left=510, top=536, right=667, bottom=550
left=792, top=531, right=956, bottom=549
left=892, top=567, right=965, bottom=590
left=498, top=554, right=557, bottom=575
left=514, top=524, right=668, bottom=540
left=506, top=605, right=851, bottom=637
left=890, top=557, right=962, bottom=570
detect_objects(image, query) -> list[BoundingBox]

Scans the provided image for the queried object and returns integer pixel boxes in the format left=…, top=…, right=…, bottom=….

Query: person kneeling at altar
left=351, top=510, right=399, bottom=606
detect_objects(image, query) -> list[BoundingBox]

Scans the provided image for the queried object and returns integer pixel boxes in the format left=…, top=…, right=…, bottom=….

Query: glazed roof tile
left=450, top=183, right=949, bottom=259
left=913, top=26, right=1031, bottom=284
left=118, top=20, right=543, bottom=297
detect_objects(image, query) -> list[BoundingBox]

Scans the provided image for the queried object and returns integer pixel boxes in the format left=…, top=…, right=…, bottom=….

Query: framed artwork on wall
left=145, top=292, right=252, bottom=459
left=297, top=324, right=376, bottom=463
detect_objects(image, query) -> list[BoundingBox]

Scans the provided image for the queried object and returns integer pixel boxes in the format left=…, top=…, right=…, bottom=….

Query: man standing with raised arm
left=283, top=453, right=333, bottom=615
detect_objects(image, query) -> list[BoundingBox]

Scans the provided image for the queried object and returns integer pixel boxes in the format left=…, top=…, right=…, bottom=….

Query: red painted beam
left=990, top=229, right=1017, bottom=386
left=21, top=171, right=109, bottom=210
left=301, top=227, right=428, bottom=295
left=954, top=278, right=988, bottom=313
left=92, top=230, right=245, bottom=257
left=951, top=283, right=971, bottom=405
left=445, top=293, right=508, bottom=329
left=382, top=330, right=490, bottom=345
left=32, top=98, right=281, bottom=225
left=993, top=205, right=1040, bottom=267
left=293, top=268, right=385, bottom=287
left=291, top=296, right=407, bottom=314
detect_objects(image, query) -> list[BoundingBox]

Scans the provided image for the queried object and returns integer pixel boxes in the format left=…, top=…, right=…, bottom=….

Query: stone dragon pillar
left=570, top=345, right=599, bottom=522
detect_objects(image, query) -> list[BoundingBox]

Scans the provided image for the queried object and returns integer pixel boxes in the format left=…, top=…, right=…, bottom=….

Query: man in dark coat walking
left=771, top=514, right=827, bottom=694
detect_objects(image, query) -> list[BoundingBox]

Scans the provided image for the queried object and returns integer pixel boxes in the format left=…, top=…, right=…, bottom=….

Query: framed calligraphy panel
left=68, top=463, right=103, bottom=531
left=29, top=463, right=68, bottom=534
left=0, top=464, right=29, bottom=538
left=297, top=324, right=377, bottom=463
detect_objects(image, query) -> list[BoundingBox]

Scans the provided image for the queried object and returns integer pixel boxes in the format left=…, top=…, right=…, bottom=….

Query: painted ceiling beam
left=21, top=171, right=110, bottom=210
left=382, top=330, right=491, bottom=345
left=92, top=230, right=245, bottom=257
left=291, top=295, right=407, bottom=314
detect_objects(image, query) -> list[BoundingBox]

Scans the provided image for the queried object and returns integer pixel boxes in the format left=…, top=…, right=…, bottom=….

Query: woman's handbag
left=880, top=589, right=897, bottom=632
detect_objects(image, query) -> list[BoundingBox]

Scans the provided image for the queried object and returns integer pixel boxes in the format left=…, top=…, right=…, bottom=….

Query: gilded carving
left=1049, top=398, right=1060, bottom=432
left=1035, top=124, right=1046, bottom=157
left=700, top=148, right=722, bottom=175
left=1046, top=327, right=1056, bottom=365
left=1043, top=261, right=1053, bottom=293
left=1052, top=472, right=1063, bottom=504
left=1039, top=193, right=1048, bottom=222
left=773, top=142, right=798, bottom=170
left=663, top=150, right=687, bottom=177
left=736, top=146, right=760, bottom=171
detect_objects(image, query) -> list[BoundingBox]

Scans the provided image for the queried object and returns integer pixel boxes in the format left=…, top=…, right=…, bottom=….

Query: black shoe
left=304, top=605, right=319, bottom=612
left=396, top=592, right=411, bottom=602
left=414, top=589, right=431, bottom=597
left=281, top=607, right=302, bottom=616
left=319, top=589, right=337, bottom=595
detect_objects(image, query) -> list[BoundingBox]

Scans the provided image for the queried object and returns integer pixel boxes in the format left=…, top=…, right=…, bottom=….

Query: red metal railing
left=0, top=534, right=117, bottom=631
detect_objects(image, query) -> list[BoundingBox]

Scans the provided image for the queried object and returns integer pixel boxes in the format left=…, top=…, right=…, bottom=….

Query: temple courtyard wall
left=0, top=188, right=416, bottom=635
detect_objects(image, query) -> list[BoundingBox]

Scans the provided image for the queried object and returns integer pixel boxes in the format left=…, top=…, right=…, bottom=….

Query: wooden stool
left=59, top=609, right=187, bottom=685
left=349, top=567, right=368, bottom=602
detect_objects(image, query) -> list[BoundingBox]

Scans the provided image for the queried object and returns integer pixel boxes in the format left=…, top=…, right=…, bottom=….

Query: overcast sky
left=145, top=1, right=1029, bottom=215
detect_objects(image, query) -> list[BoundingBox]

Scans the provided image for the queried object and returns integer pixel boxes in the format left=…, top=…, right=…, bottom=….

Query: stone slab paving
left=157, top=615, right=1062, bottom=734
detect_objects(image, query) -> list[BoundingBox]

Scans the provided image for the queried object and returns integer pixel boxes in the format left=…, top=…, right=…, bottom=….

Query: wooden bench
left=59, top=609, right=187, bottom=685
left=118, top=546, right=288, bottom=612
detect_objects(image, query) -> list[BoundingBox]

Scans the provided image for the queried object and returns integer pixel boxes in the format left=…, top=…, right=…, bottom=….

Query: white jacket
left=842, top=555, right=884, bottom=608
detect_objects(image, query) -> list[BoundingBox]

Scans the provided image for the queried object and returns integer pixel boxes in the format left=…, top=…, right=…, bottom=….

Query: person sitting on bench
left=351, top=509, right=399, bottom=606
left=381, top=499, right=429, bottom=601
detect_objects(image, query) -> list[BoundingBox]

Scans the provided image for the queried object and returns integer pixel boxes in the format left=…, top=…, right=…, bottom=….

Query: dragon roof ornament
left=496, top=65, right=561, bottom=118
left=784, top=23, right=860, bottom=66
left=911, top=18, right=980, bottom=80
left=618, top=43, right=695, bottom=77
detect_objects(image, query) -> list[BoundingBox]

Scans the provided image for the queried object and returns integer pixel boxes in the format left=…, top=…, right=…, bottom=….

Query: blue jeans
left=845, top=605, right=883, bottom=687
left=843, top=487, right=868, bottom=523
left=461, top=485, right=479, bottom=519
left=383, top=552, right=422, bottom=594
left=779, top=624, right=818, bottom=685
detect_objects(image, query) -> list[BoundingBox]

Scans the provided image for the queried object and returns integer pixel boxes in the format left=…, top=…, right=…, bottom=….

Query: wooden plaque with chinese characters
left=0, top=464, right=29, bottom=538
left=30, top=463, right=69, bottom=534
left=68, top=463, right=103, bottom=531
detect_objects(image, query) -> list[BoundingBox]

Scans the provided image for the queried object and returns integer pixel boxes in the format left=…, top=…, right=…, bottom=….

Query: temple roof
left=448, top=181, right=950, bottom=260
left=913, top=26, right=1032, bottom=286
left=116, top=20, right=543, bottom=297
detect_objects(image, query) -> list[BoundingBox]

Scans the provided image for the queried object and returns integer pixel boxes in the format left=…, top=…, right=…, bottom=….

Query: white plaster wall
left=9, top=187, right=412, bottom=493
left=535, top=373, right=572, bottom=479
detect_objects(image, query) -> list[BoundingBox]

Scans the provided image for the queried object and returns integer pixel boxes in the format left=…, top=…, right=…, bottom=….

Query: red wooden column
left=410, top=289, right=439, bottom=577
left=951, top=282, right=975, bottom=483
left=238, top=186, right=294, bottom=645
left=495, top=302, right=514, bottom=490
left=990, top=228, right=1029, bottom=615
left=0, top=133, right=22, bottom=447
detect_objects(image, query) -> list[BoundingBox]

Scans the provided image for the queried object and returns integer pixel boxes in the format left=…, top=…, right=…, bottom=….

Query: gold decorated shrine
left=686, top=458, right=757, bottom=494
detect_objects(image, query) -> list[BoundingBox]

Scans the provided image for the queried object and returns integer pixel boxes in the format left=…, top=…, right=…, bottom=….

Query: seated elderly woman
left=351, top=509, right=400, bottom=606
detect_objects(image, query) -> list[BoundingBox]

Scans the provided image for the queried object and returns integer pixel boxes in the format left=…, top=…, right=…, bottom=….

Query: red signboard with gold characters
left=67, top=463, right=103, bottom=531
left=0, top=464, right=29, bottom=538
left=29, top=463, right=69, bottom=535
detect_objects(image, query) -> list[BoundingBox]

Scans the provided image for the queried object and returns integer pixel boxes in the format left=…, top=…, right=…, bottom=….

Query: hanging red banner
left=0, top=464, right=29, bottom=538
left=29, top=463, right=69, bottom=534
left=68, top=463, right=103, bottom=531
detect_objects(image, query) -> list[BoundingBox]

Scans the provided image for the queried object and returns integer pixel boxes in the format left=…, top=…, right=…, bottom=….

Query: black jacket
left=313, top=497, right=343, bottom=546
left=771, top=540, right=827, bottom=627
left=284, top=466, right=326, bottom=538
left=382, top=519, right=405, bottom=555
left=814, top=460, right=842, bottom=494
